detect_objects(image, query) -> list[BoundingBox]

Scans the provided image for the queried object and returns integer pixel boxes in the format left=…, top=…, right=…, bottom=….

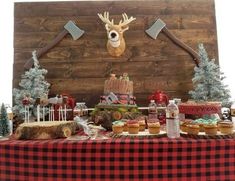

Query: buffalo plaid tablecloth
left=1, top=133, right=235, bottom=181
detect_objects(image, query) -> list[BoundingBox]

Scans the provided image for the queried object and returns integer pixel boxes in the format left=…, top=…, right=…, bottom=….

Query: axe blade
left=64, top=20, right=85, bottom=40
left=145, top=18, right=166, bottom=39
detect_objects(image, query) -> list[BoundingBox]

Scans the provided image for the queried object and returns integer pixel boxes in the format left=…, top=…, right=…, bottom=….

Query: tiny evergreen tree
left=13, top=51, right=50, bottom=119
left=0, top=103, right=10, bottom=136
left=189, top=44, right=231, bottom=107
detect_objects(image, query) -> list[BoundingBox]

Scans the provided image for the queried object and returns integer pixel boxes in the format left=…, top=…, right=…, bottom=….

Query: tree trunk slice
left=112, top=111, right=122, bottom=120
left=15, top=121, right=77, bottom=140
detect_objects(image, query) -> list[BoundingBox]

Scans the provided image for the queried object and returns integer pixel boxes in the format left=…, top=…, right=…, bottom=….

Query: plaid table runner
left=0, top=134, right=235, bottom=181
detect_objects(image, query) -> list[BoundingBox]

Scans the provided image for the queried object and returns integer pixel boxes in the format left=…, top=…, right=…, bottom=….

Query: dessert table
left=0, top=133, right=235, bottom=181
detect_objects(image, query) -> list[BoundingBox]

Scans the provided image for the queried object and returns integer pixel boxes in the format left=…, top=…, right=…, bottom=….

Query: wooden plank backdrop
left=14, top=0, right=218, bottom=107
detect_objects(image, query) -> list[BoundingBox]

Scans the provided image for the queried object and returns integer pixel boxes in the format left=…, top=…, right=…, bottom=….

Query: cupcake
left=112, top=121, right=124, bottom=134
left=180, top=122, right=188, bottom=132
left=138, top=120, right=145, bottom=131
left=187, top=124, right=200, bottom=135
left=193, top=120, right=205, bottom=132
left=147, top=120, right=160, bottom=134
left=138, top=118, right=146, bottom=131
left=204, top=124, right=218, bottom=136
left=121, top=119, right=128, bottom=132
left=218, top=121, right=234, bottom=135
left=193, top=118, right=218, bottom=132
left=197, top=123, right=205, bottom=132
left=127, top=120, right=139, bottom=134
left=180, top=119, right=192, bottom=132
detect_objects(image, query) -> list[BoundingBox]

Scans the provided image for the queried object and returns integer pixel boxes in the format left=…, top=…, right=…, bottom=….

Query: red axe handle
left=24, top=29, right=68, bottom=70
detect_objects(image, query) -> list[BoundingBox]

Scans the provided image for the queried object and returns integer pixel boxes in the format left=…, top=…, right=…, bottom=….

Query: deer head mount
left=98, top=11, right=136, bottom=57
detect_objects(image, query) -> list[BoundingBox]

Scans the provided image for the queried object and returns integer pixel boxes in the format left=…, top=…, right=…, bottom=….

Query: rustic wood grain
left=14, top=43, right=217, bottom=63
left=14, top=1, right=215, bottom=17
left=14, top=0, right=218, bottom=107
left=14, top=15, right=215, bottom=33
left=14, top=29, right=217, bottom=48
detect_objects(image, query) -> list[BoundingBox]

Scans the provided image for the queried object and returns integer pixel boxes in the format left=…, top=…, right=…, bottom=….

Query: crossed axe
left=146, top=19, right=200, bottom=66
left=24, top=20, right=84, bottom=70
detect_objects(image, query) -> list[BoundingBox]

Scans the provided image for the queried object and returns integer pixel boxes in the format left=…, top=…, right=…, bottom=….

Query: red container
left=148, top=90, right=169, bottom=106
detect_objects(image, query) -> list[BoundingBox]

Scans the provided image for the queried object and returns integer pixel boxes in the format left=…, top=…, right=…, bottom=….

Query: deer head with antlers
left=98, top=11, right=136, bottom=57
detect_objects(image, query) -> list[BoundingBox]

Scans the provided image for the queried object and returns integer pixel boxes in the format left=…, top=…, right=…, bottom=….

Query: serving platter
left=109, top=130, right=166, bottom=138
left=180, top=130, right=235, bottom=139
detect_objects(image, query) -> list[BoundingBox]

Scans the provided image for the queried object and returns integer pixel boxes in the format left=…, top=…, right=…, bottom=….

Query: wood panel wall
left=14, top=0, right=218, bottom=107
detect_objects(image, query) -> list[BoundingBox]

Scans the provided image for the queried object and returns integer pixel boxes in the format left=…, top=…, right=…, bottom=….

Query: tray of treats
left=178, top=101, right=221, bottom=115
left=180, top=119, right=235, bottom=139
left=109, top=119, right=166, bottom=138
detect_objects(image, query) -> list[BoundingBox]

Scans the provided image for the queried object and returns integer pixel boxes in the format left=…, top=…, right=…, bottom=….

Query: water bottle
left=166, top=100, right=180, bottom=138
left=173, top=98, right=185, bottom=121
left=148, top=100, right=158, bottom=120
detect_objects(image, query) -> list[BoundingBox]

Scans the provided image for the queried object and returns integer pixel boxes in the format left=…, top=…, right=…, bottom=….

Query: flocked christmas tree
left=13, top=51, right=50, bottom=119
left=0, top=103, right=10, bottom=136
left=189, top=44, right=231, bottom=107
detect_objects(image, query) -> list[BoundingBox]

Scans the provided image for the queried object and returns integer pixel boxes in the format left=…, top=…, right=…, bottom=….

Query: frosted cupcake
left=147, top=120, right=160, bottom=134
left=112, top=121, right=124, bottom=134
left=187, top=124, right=200, bottom=135
left=121, top=119, right=128, bottom=132
left=136, top=116, right=146, bottom=131
left=180, top=119, right=193, bottom=132
left=204, top=124, right=218, bottom=136
left=138, top=120, right=146, bottom=131
left=218, top=121, right=234, bottom=135
left=127, top=120, right=139, bottom=134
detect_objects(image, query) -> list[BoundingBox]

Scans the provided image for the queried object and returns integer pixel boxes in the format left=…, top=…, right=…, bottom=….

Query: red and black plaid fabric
left=1, top=133, right=235, bottom=181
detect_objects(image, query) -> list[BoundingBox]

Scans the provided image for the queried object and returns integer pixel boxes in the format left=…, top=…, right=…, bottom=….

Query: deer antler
left=118, top=13, right=136, bottom=28
left=98, top=11, right=114, bottom=27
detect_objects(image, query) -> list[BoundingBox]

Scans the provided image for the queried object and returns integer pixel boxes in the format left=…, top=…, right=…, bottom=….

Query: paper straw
left=52, top=107, right=55, bottom=121
left=48, top=107, right=51, bottom=121
left=43, top=107, right=45, bottom=122
left=24, top=106, right=27, bottom=123
left=64, top=105, right=67, bottom=121
left=61, top=106, right=64, bottom=121
left=27, top=106, right=29, bottom=123
left=58, top=107, right=60, bottom=121
left=37, top=105, right=40, bottom=122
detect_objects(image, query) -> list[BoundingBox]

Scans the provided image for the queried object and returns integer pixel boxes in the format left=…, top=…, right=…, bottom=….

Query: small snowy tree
left=189, top=44, right=231, bottom=107
left=0, top=103, right=10, bottom=136
left=13, top=51, right=50, bottom=119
